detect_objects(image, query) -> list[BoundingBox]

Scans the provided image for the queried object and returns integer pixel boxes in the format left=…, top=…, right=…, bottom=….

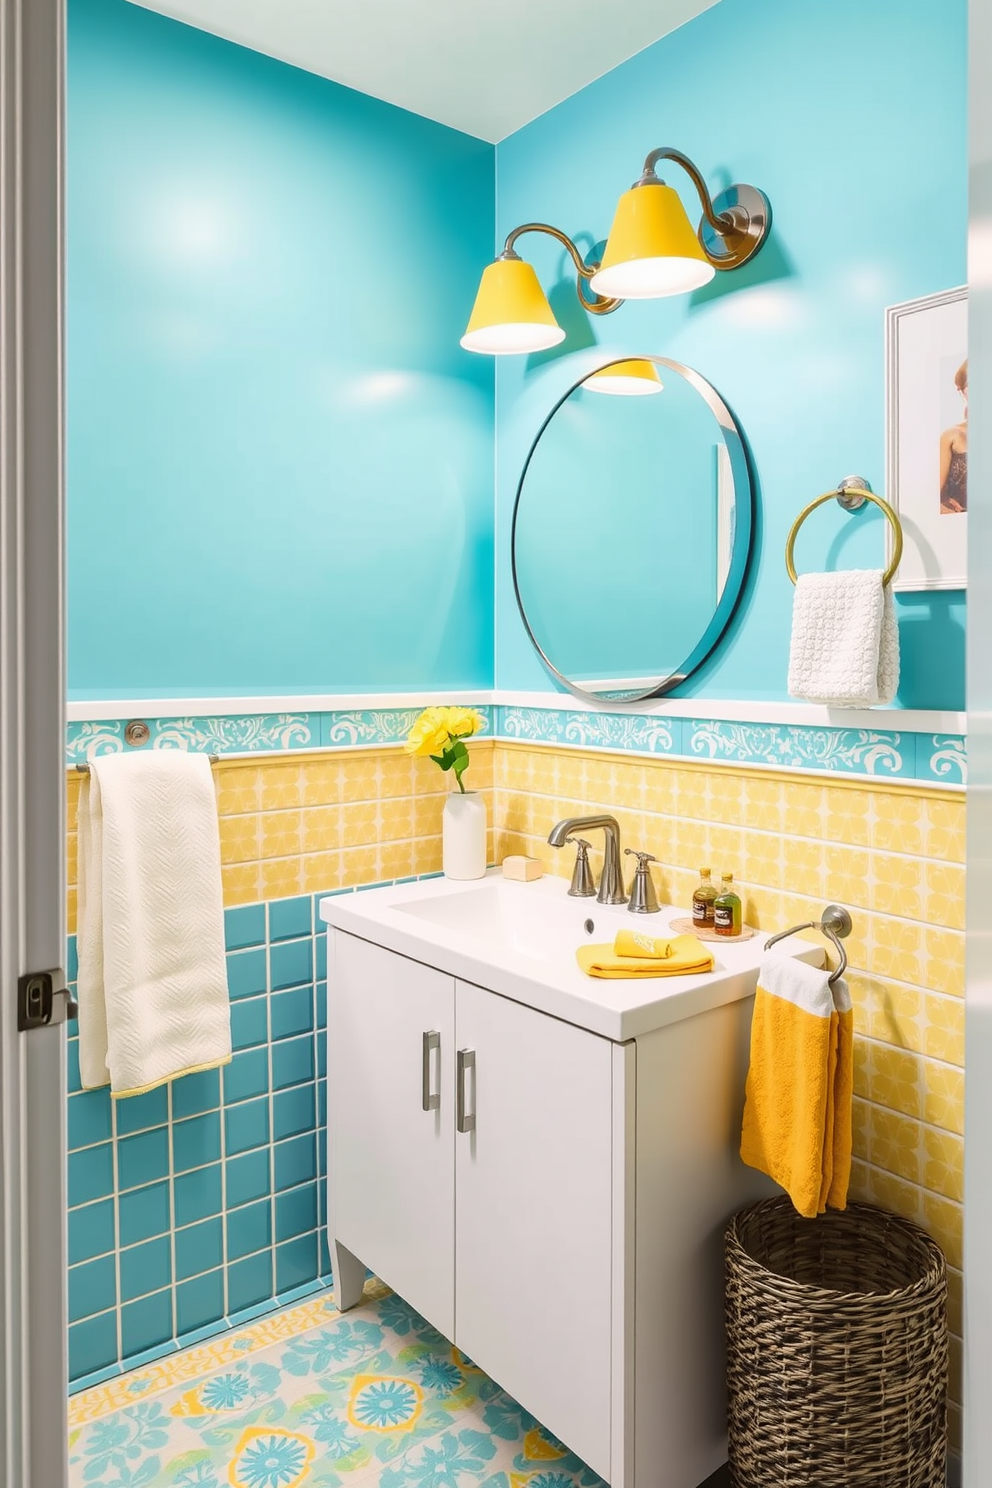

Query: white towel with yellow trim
left=77, top=751, right=231, bottom=1097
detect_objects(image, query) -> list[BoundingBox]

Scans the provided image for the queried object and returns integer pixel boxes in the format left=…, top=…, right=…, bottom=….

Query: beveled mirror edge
left=510, top=355, right=755, bottom=706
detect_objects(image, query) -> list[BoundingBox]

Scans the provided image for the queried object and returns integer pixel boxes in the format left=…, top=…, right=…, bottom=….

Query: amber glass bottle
left=714, top=872, right=743, bottom=937
left=692, top=868, right=718, bottom=929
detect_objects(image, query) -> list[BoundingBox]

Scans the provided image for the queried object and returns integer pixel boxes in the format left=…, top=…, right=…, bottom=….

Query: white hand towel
left=787, top=569, right=899, bottom=707
left=77, top=751, right=232, bottom=1097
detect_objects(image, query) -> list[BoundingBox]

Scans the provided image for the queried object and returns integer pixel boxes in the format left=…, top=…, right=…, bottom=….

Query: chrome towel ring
left=785, top=477, right=904, bottom=589
left=764, top=903, right=853, bottom=987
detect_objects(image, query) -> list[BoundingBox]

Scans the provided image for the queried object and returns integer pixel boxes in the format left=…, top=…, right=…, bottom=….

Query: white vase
left=442, top=789, right=487, bottom=880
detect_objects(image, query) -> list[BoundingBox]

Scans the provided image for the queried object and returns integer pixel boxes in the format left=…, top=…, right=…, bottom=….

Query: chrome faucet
left=548, top=814, right=627, bottom=905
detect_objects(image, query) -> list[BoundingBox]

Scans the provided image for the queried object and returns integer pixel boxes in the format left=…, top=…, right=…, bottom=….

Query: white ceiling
left=126, top=0, right=719, bottom=142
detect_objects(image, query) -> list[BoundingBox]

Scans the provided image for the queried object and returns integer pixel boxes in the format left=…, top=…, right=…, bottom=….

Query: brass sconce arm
left=635, top=147, right=771, bottom=271
left=500, top=222, right=622, bottom=315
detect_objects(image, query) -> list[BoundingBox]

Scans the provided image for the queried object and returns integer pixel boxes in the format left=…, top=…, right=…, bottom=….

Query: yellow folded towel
left=577, top=931, right=714, bottom=979
left=740, top=954, right=853, bottom=1219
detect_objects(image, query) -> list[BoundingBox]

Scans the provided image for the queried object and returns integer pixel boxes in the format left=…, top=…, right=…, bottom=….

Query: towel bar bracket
left=17, top=967, right=77, bottom=1031
left=764, top=902, right=852, bottom=986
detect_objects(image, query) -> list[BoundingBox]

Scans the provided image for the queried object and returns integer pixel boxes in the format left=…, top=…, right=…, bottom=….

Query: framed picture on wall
left=885, top=284, right=968, bottom=591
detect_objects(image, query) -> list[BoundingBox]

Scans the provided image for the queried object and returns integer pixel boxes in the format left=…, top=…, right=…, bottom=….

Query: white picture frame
left=885, top=285, right=968, bottom=591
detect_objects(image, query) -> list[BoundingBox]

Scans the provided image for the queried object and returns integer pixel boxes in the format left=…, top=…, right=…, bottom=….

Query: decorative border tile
left=683, top=720, right=913, bottom=777
left=497, top=706, right=679, bottom=756
left=926, top=735, right=968, bottom=785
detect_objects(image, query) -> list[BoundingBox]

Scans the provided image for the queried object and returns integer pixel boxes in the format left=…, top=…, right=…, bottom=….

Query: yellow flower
left=404, top=706, right=483, bottom=757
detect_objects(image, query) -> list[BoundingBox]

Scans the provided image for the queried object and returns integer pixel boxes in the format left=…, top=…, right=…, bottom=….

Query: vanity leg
left=332, top=1237, right=367, bottom=1312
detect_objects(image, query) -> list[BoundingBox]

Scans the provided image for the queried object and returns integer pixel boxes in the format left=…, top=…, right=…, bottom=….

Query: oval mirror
left=511, top=356, right=753, bottom=702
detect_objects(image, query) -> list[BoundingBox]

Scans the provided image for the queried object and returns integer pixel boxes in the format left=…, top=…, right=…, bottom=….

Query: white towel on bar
left=77, top=751, right=232, bottom=1097
left=787, top=569, right=899, bottom=707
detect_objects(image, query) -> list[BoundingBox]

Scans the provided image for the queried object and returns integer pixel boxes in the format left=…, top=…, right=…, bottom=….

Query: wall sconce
left=461, top=147, right=771, bottom=355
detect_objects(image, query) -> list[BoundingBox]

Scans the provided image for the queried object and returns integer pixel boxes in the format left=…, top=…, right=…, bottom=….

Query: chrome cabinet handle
left=456, top=1048, right=476, bottom=1133
left=422, top=1030, right=440, bottom=1112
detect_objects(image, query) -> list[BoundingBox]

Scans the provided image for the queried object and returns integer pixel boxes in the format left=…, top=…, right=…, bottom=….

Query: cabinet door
left=454, top=981, right=614, bottom=1479
left=329, top=933, right=455, bottom=1338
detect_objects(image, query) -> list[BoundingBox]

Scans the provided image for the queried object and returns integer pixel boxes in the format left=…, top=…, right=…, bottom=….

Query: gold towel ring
left=786, top=480, right=904, bottom=588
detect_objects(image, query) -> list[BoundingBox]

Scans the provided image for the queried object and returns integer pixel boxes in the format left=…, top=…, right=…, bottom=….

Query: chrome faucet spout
left=547, top=814, right=627, bottom=905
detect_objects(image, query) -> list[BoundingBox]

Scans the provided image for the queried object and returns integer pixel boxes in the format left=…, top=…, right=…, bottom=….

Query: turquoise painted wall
left=67, top=0, right=495, bottom=700
left=493, top=0, right=967, bottom=707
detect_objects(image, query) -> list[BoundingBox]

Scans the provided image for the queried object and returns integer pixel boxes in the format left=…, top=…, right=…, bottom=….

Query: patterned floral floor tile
left=68, top=1282, right=607, bottom=1488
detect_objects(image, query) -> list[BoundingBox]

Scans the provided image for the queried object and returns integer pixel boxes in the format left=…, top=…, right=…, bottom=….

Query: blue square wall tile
left=67, top=1089, right=113, bottom=1151
left=121, top=1289, right=173, bottom=1360
left=115, top=1086, right=169, bottom=1137
left=175, top=1216, right=224, bottom=1281
left=317, top=1029, right=326, bottom=1078
left=227, top=949, right=267, bottom=1002
left=227, top=1251, right=273, bottom=1315
left=118, top=1180, right=170, bottom=1247
left=276, top=1182, right=318, bottom=1243
left=226, top=1148, right=271, bottom=1210
left=67, top=1038, right=82, bottom=1094
left=69, top=1198, right=115, bottom=1265
left=224, top=1048, right=269, bottom=1106
left=173, top=1112, right=222, bottom=1173
left=173, top=1068, right=221, bottom=1120
left=319, top=1231, right=332, bottom=1280
left=231, top=997, right=268, bottom=1050
left=67, top=935, right=79, bottom=982
left=317, top=1079, right=327, bottom=1127
left=271, top=986, right=313, bottom=1042
left=225, top=903, right=266, bottom=952
left=226, top=1198, right=272, bottom=1262
left=69, top=1312, right=117, bottom=1384
left=276, top=1233, right=318, bottom=1294
left=174, top=1164, right=223, bottom=1228
left=177, top=1269, right=225, bottom=1337
left=225, top=1097, right=270, bottom=1157
left=316, top=933, right=327, bottom=981
left=68, top=1143, right=114, bottom=1207
left=273, top=1085, right=315, bottom=1142
left=120, top=1235, right=172, bottom=1304
left=274, top=1133, right=316, bottom=1193
left=118, top=1127, right=170, bottom=1192
left=271, top=1035, right=314, bottom=1091
left=315, top=980, right=327, bottom=1031
left=69, top=1255, right=117, bottom=1323
left=269, top=939, right=312, bottom=993
left=269, top=896, right=312, bottom=942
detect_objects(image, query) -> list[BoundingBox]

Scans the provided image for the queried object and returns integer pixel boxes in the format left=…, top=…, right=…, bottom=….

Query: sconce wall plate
left=699, top=184, right=771, bottom=270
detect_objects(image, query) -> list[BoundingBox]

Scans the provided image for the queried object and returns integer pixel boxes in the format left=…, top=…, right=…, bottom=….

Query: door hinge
left=17, top=968, right=78, bottom=1031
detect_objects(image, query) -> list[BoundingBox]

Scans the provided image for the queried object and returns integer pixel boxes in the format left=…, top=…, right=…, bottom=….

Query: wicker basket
left=725, top=1198, right=948, bottom=1487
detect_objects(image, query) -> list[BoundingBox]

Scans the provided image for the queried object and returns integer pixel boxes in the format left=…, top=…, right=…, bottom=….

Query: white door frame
left=0, top=0, right=69, bottom=1483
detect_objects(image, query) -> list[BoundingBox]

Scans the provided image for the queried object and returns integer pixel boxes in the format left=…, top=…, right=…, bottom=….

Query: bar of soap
left=501, top=855, right=543, bottom=882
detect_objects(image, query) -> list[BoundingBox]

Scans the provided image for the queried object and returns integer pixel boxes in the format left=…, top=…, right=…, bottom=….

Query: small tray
left=669, top=915, right=757, bottom=944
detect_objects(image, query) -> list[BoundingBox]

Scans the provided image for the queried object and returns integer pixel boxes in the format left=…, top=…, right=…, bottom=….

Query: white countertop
left=319, top=870, right=824, bottom=1042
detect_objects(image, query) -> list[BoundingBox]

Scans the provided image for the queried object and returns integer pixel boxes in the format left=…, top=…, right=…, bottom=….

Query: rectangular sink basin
left=321, top=869, right=823, bottom=1042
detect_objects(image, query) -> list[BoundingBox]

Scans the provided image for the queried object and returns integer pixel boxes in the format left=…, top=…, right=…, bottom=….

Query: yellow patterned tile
left=261, top=857, right=303, bottom=900
left=922, top=1127, right=963, bottom=1202
left=675, top=818, right=707, bottom=868
left=412, top=838, right=443, bottom=876
left=340, top=846, right=378, bottom=888
left=867, top=1105, right=921, bottom=1184
left=66, top=833, right=78, bottom=888
left=868, top=915, right=923, bottom=985
left=379, top=842, right=417, bottom=881
left=302, top=805, right=342, bottom=855
left=922, top=994, right=964, bottom=1067
left=922, top=1192, right=962, bottom=1269
left=823, top=844, right=870, bottom=908
left=216, top=766, right=263, bottom=816
left=925, top=862, right=965, bottom=930
left=707, top=773, right=744, bottom=825
left=341, top=802, right=378, bottom=847
left=67, top=887, right=77, bottom=936
left=339, top=757, right=381, bottom=803
left=862, top=1164, right=921, bottom=1227
left=781, top=837, right=825, bottom=894
left=869, top=853, right=923, bottom=919
left=864, top=978, right=924, bottom=1054
left=582, top=757, right=615, bottom=804
left=739, top=885, right=782, bottom=931
left=706, top=824, right=744, bottom=869
left=379, top=797, right=415, bottom=841
left=376, top=752, right=415, bottom=799
left=260, top=811, right=302, bottom=861
left=222, top=863, right=263, bottom=906
left=780, top=780, right=823, bottom=839
left=611, top=763, right=645, bottom=810
left=219, top=815, right=261, bottom=866
left=301, top=851, right=342, bottom=894
left=947, top=1266, right=963, bottom=1337
left=743, top=834, right=783, bottom=888
left=922, top=1060, right=964, bottom=1136
left=869, top=790, right=924, bottom=854
left=413, top=794, right=444, bottom=839
left=258, top=763, right=303, bottom=812
left=924, top=798, right=966, bottom=864
left=925, top=927, right=964, bottom=997
left=824, top=786, right=870, bottom=846
left=851, top=1094, right=870, bottom=1157
left=555, top=756, right=584, bottom=800
left=643, top=765, right=676, bottom=816
left=301, top=759, right=344, bottom=806
left=864, top=1040, right=924, bottom=1118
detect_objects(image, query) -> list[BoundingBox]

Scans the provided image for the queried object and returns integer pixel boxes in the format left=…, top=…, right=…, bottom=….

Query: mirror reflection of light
left=584, top=359, right=664, bottom=396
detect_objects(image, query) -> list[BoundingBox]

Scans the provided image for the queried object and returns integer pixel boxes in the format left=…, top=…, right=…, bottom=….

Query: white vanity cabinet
left=323, top=887, right=793, bottom=1488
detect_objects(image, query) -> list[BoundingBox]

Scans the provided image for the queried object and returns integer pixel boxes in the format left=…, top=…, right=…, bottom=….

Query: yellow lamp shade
left=589, top=181, right=715, bottom=299
left=460, top=257, right=565, bottom=355
left=584, top=358, right=664, bottom=396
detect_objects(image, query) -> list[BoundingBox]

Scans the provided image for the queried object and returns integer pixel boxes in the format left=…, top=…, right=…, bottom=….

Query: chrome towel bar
left=75, top=753, right=220, bottom=774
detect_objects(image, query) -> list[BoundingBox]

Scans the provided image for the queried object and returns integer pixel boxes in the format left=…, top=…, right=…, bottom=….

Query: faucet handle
left=625, top=849, right=660, bottom=914
left=565, top=837, right=596, bottom=898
